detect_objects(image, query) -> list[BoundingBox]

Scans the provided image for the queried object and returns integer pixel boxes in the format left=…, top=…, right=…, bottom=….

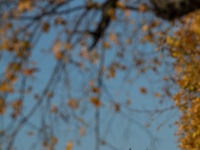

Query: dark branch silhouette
left=89, top=0, right=118, bottom=51
left=150, top=0, right=200, bottom=20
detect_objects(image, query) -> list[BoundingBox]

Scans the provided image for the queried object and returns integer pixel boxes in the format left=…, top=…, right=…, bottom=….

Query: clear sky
left=0, top=0, right=180, bottom=150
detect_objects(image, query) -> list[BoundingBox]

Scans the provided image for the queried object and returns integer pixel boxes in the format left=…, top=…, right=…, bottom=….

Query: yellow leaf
left=18, top=1, right=32, bottom=12
left=142, top=25, right=148, bottom=32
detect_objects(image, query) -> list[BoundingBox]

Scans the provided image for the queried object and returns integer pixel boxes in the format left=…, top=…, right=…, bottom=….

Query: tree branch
left=150, top=0, right=200, bottom=20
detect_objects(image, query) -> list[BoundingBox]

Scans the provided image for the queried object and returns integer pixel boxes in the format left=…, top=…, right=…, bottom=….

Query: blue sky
left=0, top=0, right=180, bottom=150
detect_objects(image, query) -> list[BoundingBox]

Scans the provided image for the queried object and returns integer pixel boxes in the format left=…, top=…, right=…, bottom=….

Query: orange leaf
left=51, top=137, right=58, bottom=145
left=47, top=92, right=54, bottom=98
left=103, top=42, right=110, bottom=49
left=89, top=97, right=102, bottom=107
left=23, top=68, right=37, bottom=76
left=109, top=33, right=116, bottom=41
left=154, top=93, right=160, bottom=98
left=11, top=99, right=22, bottom=108
left=139, top=4, right=147, bottom=12
left=68, top=99, right=79, bottom=109
left=55, top=52, right=63, bottom=59
left=140, top=87, right=147, bottom=94
left=92, top=87, right=101, bottom=93
left=51, top=104, right=57, bottom=113
left=66, top=141, right=73, bottom=150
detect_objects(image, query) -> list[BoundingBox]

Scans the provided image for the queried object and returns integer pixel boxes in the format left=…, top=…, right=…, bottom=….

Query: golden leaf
left=142, top=24, right=148, bottom=32
left=66, top=141, right=73, bottom=150
left=18, top=1, right=32, bottom=12
left=0, top=82, right=7, bottom=92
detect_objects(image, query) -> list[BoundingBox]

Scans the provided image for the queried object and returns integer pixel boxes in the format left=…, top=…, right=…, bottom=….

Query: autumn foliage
left=0, top=0, right=200, bottom=150
left=162, top=11, right=200, bottom=150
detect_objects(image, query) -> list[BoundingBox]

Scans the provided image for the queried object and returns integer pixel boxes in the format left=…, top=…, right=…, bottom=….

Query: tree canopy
left=0, top=0, right=200, bottom=150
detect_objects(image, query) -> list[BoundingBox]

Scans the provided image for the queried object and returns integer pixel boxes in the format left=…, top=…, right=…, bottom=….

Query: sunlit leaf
left=66, top=141, right=73, bottom=150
